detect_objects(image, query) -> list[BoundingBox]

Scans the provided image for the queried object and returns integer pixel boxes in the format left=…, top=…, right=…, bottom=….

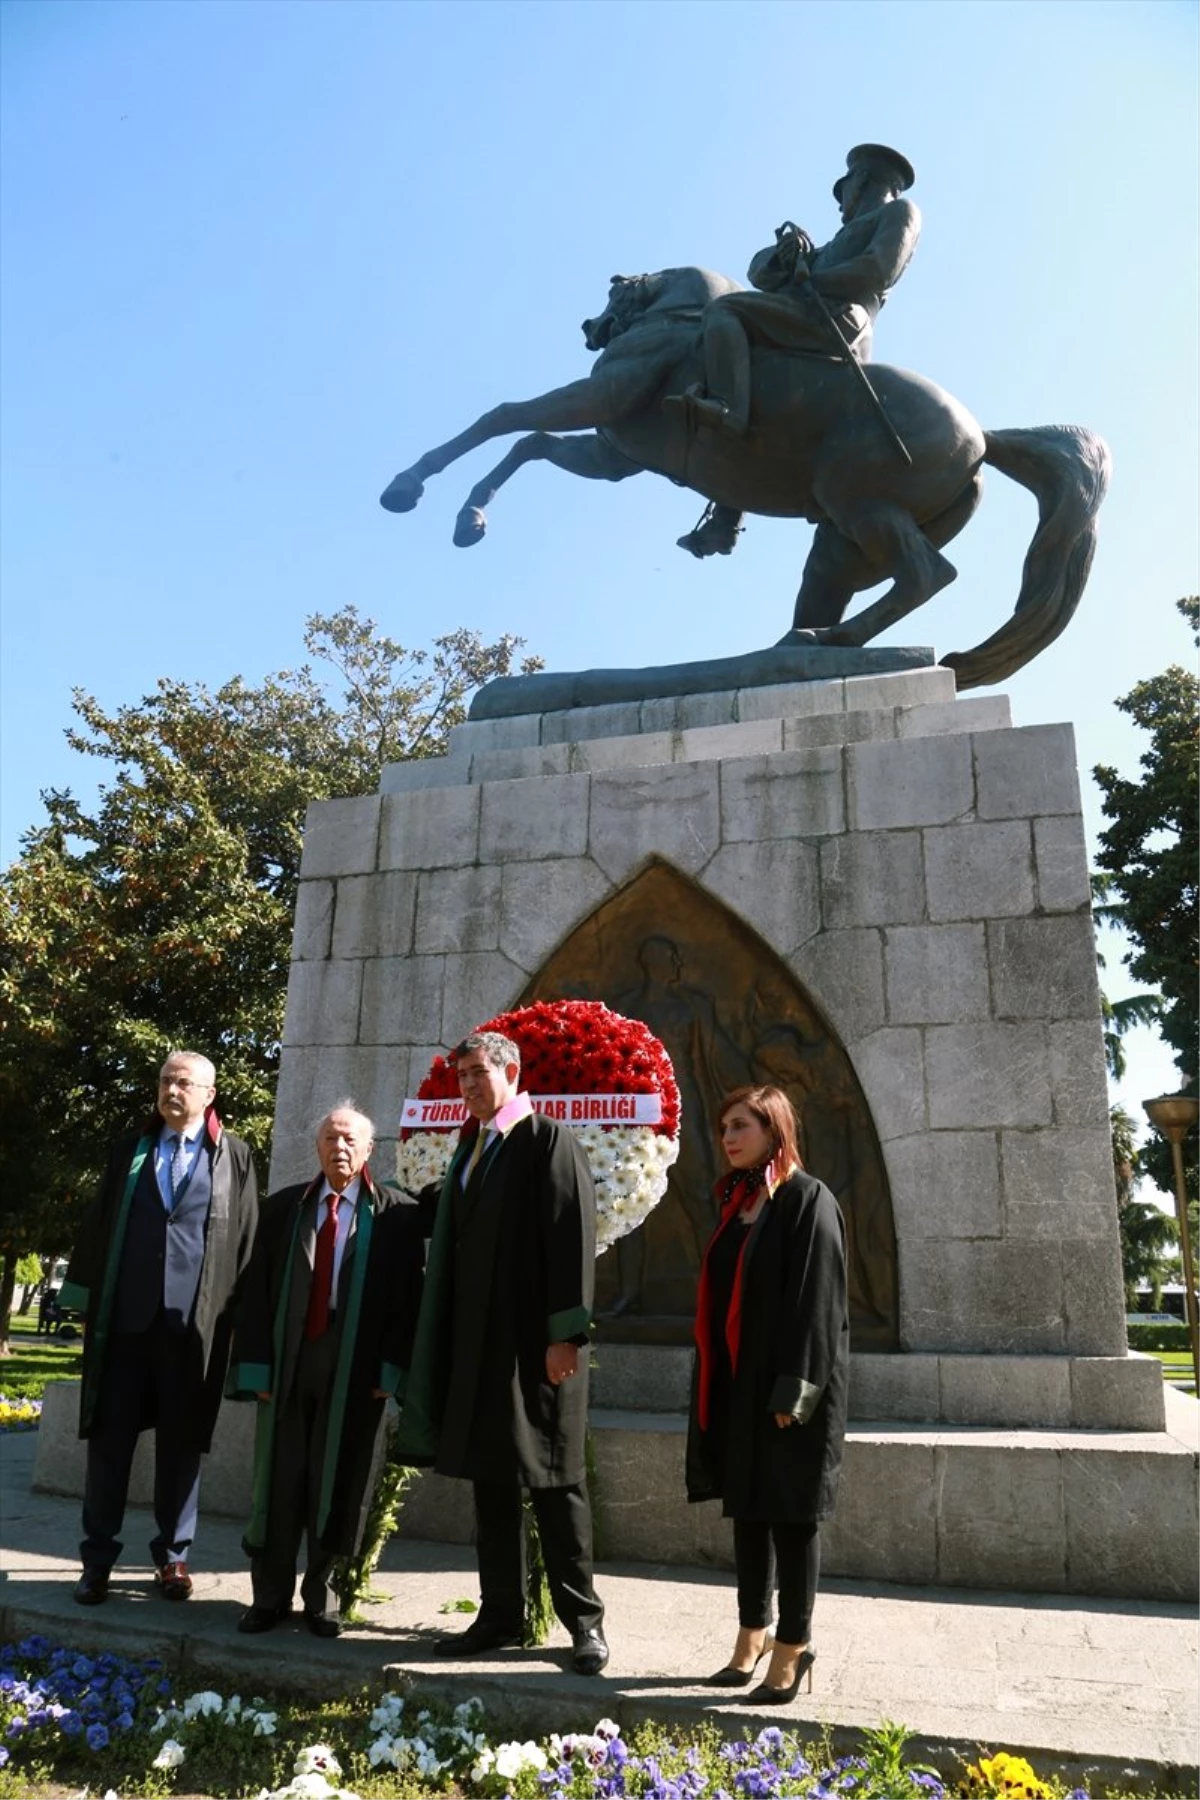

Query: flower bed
left=397, top=1001, right=681, bottom=1252
left=0, top=1395, right=42, bottom=1432
left=0, top=1635, right=170, bottom=1773
left=0, top=1637, right=1149, bottom=1799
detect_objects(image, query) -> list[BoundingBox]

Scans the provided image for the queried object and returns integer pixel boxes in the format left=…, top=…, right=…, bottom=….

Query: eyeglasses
left=158, top=1076, right=211, bottom=1092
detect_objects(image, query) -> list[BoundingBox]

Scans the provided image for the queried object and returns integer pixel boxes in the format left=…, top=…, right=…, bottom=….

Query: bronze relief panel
left=522, top=859, right=898, bottom=1348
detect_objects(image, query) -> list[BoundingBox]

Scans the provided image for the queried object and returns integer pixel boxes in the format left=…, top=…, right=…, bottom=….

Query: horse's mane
left=605, top=266, right=742, bottom=337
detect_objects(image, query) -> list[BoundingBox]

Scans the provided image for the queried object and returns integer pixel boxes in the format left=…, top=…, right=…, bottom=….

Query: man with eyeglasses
left=59, top=1050, right=259, bottom=1607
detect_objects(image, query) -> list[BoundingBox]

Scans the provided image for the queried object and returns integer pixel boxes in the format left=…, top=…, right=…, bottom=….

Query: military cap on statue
left=833, top=143, right=916, bottom=201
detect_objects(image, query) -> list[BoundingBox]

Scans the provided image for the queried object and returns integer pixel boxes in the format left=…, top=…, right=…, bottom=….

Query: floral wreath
left=396, top=1000, right=680, bottom=1253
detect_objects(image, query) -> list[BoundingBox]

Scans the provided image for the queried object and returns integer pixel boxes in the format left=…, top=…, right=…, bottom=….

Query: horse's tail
left=942, top=425, right=1112, bottom=690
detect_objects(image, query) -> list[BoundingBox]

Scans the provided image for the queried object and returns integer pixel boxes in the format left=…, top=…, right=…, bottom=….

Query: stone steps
left=392, top=1397, right=1198, bottom=1603
left=33, top=1380, right=1198, bottom=1601
left=588, top=1342, right=1167, bottom=1429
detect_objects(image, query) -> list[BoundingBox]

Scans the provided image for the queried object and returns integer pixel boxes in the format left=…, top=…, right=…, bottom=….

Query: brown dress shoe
left=156, top=1561, right=193, bottom=1600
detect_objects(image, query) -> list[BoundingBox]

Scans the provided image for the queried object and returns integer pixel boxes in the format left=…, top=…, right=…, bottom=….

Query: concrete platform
left=34, top=1379, right=1199, bottom=1601
left=5, top=1430, right=1197, bottom=1795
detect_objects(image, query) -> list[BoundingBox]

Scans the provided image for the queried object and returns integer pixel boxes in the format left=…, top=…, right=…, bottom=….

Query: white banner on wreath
left=399, top=1092, right=663, bottom=1130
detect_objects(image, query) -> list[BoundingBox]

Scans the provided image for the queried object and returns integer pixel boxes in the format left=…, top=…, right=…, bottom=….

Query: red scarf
left=693, top=1169, right=764, bottom=1431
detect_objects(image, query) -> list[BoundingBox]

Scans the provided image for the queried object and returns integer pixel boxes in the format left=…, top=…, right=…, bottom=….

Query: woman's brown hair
left=715, top=1084, right=804, bottom=1173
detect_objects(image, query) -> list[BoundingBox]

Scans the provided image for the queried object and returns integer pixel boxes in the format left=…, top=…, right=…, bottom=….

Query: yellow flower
left=959, top=1752, right=1051, bottom=1798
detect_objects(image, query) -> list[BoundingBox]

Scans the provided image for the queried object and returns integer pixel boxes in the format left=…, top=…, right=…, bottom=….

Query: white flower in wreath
left=398, top=1123, right=678, bottom=1255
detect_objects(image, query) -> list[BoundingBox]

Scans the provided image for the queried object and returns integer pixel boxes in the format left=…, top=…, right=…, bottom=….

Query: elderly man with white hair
left=227, top=1101, right=424, bottom=1638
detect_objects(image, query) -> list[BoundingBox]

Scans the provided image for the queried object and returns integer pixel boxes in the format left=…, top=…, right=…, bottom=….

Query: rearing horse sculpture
left=381, top=265, right=1110, bottom=690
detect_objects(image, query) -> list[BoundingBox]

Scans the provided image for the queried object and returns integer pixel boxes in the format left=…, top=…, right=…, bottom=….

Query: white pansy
left=152, top=1738, right=186, bottom=1769
left=182, top=1689, right=223, bottom=1719
left=493, top=1739, right=549, bottom=1779
left=553, top=1729, right=610, bottom=1765
left=471, top=1747, right=496, bottom=1782
left=251, top=1710, right=278, bottom=1736
left=595, top=1717, right=621, bottom=1739
left=284, top=1776, right=337, bottom=1800
left=152, top=1706, right=182, bottom=1733
left=294, top=1744, right=342, bottom=1776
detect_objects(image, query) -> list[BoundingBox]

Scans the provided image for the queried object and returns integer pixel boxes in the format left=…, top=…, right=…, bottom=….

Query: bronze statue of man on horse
left=380, top=144, right=1109, bottom=691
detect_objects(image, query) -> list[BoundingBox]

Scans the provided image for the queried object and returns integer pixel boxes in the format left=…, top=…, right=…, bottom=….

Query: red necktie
left=304, top=1193, right=341, bottom=1341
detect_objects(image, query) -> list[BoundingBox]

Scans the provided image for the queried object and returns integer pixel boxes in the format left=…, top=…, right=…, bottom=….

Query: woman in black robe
left=686, top=1084, right=848, bottom=1703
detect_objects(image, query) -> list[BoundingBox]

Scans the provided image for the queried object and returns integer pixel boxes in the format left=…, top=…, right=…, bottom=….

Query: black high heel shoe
left=746, top=1645, right=816, bottom=1704
left=707, top=1637, right=773, bottom=1687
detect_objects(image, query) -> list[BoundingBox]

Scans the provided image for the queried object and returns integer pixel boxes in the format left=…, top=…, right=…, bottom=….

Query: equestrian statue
left=381, top=145, right=1110, bottom=690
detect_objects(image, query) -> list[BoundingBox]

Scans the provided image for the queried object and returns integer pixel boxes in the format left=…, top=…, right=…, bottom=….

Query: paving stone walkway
left=2, top=1432, right=1196, bottom=1795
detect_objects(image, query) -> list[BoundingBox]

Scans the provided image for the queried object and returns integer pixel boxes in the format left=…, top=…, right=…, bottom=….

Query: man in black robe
left=398, top=1031, right=608, bottom=1674
left=60, top=1050, right=259, bottom=1606
left=227, top=1102, right=423, bottom=1637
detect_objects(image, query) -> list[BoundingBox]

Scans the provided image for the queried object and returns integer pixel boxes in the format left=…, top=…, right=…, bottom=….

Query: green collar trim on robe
left=80, top=1136, right=153, bottom=1435
left=245, top=1179, right=377, bottom=1549
left=245, top=1200, right=304, bottom=1550
left=392, top=1140, right=466, bottom=1464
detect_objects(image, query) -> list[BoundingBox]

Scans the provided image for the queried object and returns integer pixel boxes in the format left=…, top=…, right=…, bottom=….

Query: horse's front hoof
left=777, top=626, right=862, bottom=648
left=453, top=506, right=487, bottom=548
left=380, top=472, right=425, bottom=514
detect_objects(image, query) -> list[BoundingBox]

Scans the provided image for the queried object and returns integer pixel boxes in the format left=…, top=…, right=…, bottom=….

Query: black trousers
left=81, top=1326, right=202, bottom=1573
left=734, top=1518, right=820, bottom=1645
left=473, top=1478, right=603, bottom=1636
left=250, top=1331, right=341, bottom=1619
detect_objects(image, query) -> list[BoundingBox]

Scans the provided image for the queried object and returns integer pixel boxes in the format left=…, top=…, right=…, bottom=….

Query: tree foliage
left=1108, top=1103, right=1176, bottom=1309
left=0, top=609, right=540, bottom=1335
left=1093, top=596, right=1199, bottom=1203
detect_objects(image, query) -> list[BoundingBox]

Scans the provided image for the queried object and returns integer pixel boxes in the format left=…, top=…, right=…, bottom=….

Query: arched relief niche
left=522, top=859, right=898, bottom=1349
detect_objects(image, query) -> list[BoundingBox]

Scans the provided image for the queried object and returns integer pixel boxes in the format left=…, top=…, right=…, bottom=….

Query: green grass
left=0, top=1316, right=83, bottom=1400
left=1142, top=1347, right=1196, bottom=1393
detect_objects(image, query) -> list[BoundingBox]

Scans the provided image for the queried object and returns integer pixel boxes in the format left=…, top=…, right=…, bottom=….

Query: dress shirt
left=461, top=1127, right=497, bottom=1186
left=314, top=1173, right=360, bottom=1309
left=154, top=1124, right=203, bottom=1210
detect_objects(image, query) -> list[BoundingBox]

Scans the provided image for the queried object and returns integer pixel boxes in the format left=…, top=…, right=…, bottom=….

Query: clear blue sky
left=2, top=0, right=1196, bottom=1156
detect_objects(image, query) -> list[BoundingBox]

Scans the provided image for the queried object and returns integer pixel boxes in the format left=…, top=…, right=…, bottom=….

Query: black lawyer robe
left=686, top=1169, right=848, bottom=1523
left=227, top=1171, right=424, bottom=1558
left=397, top=1110, right=595, bottom=1488
left=61, top=1114, right=259, bottom=1452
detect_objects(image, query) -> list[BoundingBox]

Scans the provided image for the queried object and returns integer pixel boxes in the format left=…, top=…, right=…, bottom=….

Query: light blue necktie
left=168, top=1133, right=188, bottom=1209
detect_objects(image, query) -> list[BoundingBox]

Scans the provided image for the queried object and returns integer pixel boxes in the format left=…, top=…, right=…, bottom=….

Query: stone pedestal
left=198, top=662, right=1197, bottom=1598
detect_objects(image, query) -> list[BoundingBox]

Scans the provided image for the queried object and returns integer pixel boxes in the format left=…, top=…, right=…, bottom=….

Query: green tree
left=0, top=608, right=540, bottom=1349
left=1090, top=879, right=1178, bottom=1307
left=1108, top=1103, right=1177, bottom=1310
left=1093, top=596, right=1199, bottom=1208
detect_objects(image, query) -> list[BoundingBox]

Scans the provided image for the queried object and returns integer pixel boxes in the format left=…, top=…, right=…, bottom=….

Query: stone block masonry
left=254, top=661, right=1197, bottom=1598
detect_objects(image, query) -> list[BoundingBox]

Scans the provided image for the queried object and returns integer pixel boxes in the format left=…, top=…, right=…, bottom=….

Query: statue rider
left=671, top=143, right=919, bottom=559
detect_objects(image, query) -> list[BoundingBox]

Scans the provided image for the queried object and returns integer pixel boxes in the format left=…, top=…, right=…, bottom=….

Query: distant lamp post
left=1142, top=1093, right=1200, bottom=1392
